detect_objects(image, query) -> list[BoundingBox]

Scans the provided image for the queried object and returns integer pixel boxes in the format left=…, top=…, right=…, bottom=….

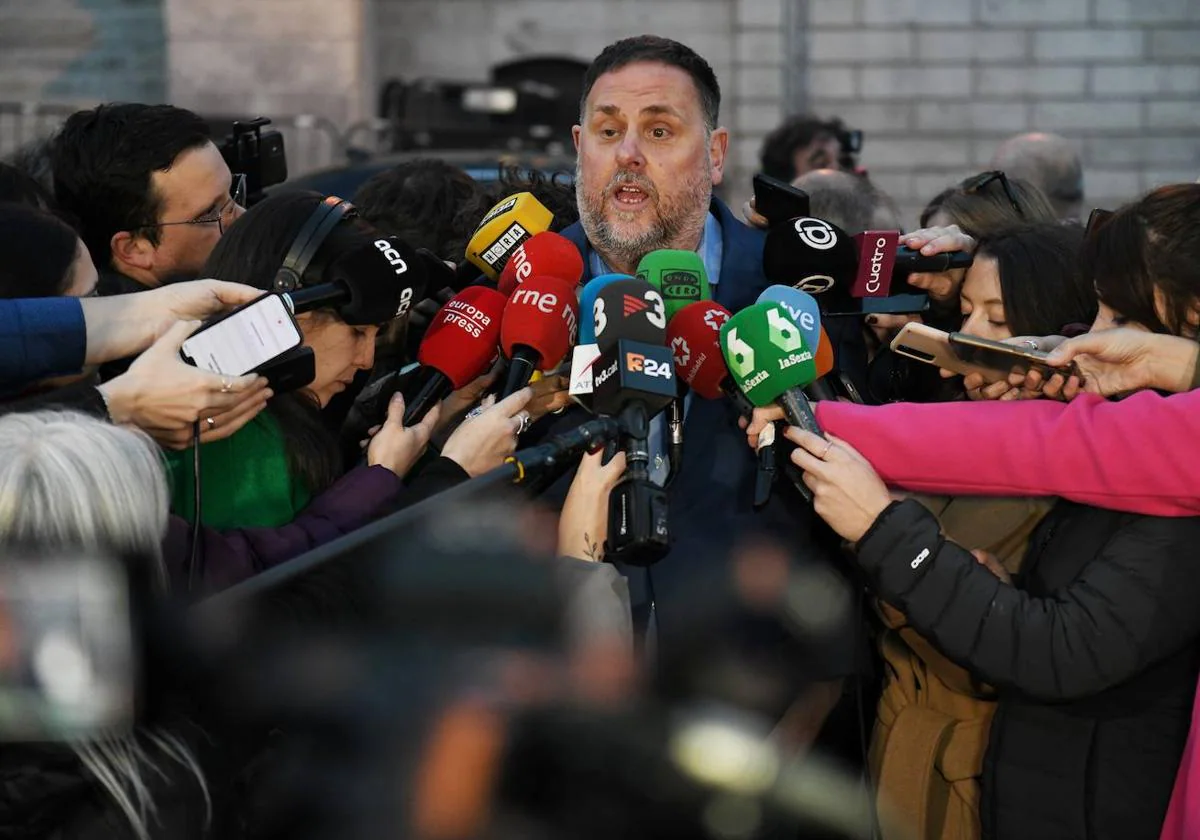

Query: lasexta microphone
left=464, top=192, right=553, bottom=280
left=498, top=275, right=579, bottom=399
left=284, top=235, right=428, bottom=325
left=719, top=302, right=823, bottom=437
left=578, top=273, right=635, bottom=344
left=403, top=286, right=507, bottom=425
left=497, top=231, right=584, bottom=296
left=756, top=286, right=837, bottom=401
left=636, top=249, right=711, bottom=320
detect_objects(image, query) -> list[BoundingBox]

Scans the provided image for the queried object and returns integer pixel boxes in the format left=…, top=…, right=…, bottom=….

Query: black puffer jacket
left=856, top=499, right=1200, bottom=840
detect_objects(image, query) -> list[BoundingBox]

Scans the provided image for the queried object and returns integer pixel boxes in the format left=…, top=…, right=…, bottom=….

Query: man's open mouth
left=612, top=183, right=651, bottom=206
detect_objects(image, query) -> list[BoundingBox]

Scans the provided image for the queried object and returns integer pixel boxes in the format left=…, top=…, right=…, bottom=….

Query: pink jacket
left=815, top=390, right=1200, bottom=517
left=815, top=391, right=1200, bottom=839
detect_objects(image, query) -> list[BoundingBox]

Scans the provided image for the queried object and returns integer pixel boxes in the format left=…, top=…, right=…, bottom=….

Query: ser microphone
left=464, top=192, right=553, bottom=280
left=636, top=249, right=711, bottom=321
left=498, top=275, right=580, bottom=399
left=403, top=286, right=507, bottom=425
left=497, top=231, right=584, bottom=296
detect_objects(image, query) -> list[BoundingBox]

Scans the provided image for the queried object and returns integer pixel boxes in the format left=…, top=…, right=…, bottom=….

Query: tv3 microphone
left=497, top=231, right=584, bottom=296
left=403, top=285, right=507, bottom=425
left=464, top=192, right=553, bottom=281
left=498, top=275, right=580, bottom=399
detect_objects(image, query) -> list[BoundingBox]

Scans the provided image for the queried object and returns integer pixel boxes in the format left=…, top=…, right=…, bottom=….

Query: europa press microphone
left=464, top=192, right=554, bottom=282
left=401, top=286, right=507, bottom=425
left=762, top=216, right=972, bottom=316
left=637, top=249, right=713, bottom=480
left=589, top=278, right=676, bottom=565
left=498, top=275, right=580, bottom=399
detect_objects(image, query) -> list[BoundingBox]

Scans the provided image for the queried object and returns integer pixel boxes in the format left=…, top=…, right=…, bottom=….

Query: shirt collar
left=587, top=209, right=723, bottom=287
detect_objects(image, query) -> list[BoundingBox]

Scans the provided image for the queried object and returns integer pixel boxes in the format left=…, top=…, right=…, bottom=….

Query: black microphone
left=282, top=235, right=429, bottom=325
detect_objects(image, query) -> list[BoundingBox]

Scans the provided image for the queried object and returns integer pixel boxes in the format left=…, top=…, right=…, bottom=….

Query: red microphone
left=497, top=231, right=585, bottom=296
left=403, top=286, right=506, bottom=425
left=498, top=275, right=580, bottom=399
left=666, top=301, right=734, bottom=399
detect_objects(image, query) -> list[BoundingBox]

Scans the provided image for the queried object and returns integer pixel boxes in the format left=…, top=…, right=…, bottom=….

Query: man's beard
left=576, top=159, right=713, bottom=270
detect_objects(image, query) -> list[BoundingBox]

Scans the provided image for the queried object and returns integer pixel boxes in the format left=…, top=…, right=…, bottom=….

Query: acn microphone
left=498, top=275, right=579, bottom=399
left=403, top=285, right=507, bottom=425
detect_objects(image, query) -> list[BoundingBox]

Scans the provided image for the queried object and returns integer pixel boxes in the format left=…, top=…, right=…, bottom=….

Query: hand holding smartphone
left=180, top=293, right=303, bottom=376
left=890, top=322, right=1081, bottom=383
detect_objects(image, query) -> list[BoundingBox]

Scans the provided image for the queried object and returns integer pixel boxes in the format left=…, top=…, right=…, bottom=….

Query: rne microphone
left=403, top=285, right=507, bottom=425
left=497, top=231, right=584, bottom=296
left=464, top=192, right=553, bottom=280
left=636, top=249, right=711, bottom=320
left=498, top=275, right=580, bottom=399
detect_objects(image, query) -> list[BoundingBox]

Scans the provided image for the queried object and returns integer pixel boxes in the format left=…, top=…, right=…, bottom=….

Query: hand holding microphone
left=440, top=388, right=534, bottom=477
left=784, top=427, right=892, bottom=544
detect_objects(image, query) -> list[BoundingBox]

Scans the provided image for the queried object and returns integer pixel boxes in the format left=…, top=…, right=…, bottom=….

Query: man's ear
left=110, top=230, right=156, bottom=273
left=709, top=127, right=730, bottom=187
left=572, top=124, right=582, bottom=153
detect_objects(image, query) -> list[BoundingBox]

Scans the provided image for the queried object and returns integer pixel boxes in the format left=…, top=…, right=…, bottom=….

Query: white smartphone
left=180, top=293, right=303, bottom=376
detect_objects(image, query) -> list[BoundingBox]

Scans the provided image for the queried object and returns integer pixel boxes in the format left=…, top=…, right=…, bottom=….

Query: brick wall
left=807, top=0, right=1200, bottom=225
left=0, top=0, right=166, bottom=103
left=374, top=0, right=785, bottom=208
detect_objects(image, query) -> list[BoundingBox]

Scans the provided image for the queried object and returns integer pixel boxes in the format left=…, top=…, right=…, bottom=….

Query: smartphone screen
left=181, top=294, right=302, bottom=376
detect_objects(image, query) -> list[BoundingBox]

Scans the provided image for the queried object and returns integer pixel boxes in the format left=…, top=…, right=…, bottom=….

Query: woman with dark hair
left=170, top=191, right=528, bottom=530
left=921, top=171, right=1058, bottom=236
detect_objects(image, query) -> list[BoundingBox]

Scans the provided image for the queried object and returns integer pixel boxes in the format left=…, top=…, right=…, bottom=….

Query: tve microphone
left=403, top=286, right=507, bottom=425
left=498, top=275, right=580, bottom=399
left=578, top=273, right=635, bottom=344
left=719, top=302, right=823, bottom=437
left=464, top=192, right=553, bottom=280
left=636, top=249, right=712, bottom=320
left=756, top=286, right=837, bottom=401
left=497, top=231, right=584, bottom=296
left=283, top=235, right=428, bottom=325
left=665, top=302, right=755, bottom=416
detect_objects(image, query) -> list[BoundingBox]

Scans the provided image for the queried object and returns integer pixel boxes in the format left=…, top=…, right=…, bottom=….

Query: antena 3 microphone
left=464, top=192, right=553, bottom=281
left=497, top=231, right=584, bottom=296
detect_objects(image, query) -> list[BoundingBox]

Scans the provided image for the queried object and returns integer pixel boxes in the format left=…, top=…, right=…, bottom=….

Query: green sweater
left=166, top=412, right=312, bottom=529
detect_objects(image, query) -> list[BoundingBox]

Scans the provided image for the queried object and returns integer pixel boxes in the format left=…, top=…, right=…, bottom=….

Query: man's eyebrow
left=640, top=104, right=683, bottom=119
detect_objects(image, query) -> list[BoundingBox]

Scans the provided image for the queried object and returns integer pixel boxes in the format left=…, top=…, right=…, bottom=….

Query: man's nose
left=616, top=133, right=645, bottom=169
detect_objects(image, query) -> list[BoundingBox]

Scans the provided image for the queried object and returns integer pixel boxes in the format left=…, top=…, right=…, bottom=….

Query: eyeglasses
left=962, top=170, right=1024, bottom=219
left=137, top=173, right=247, bottom=235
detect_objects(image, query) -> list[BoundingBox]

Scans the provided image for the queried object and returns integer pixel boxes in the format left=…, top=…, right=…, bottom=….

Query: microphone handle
left=402, top=370, right=452, bottom=426
left=777, top=387, right=823, bottom=436
left=665, top=397, right=684, bottom=487
left=753, top=420, right=777, bottom=510
left=720, top=376, right=757, bottom=419
left=500, top=347, right=539, bottom=400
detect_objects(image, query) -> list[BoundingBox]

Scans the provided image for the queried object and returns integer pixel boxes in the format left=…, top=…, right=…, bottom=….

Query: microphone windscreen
left=578, top=273, right=634, bottom=344
left=636, top=249, right=711, bottom=321
left=665, top=301, right=733, bottom=400
left=497, top=231, right=584, bottom=296
left=762, top=216, right=857, bottom=302
left=500, top=275, right=580, bottom=370
left=756, top=285, right=823, bottom=360
left=719, top=302, right=818, bottom=407
left=418, top=286, right=506, bottom=388
left=326, top=236, right=429, bottom=325
left=591, top=278, right=668, bottom=351
left=851, top=231, right=900, bottom=297
left=464, top=192, right=553, bottom=280
left=815, top=326, right=835, bottom=378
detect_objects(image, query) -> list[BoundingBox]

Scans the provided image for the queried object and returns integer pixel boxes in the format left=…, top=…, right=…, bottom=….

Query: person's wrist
left=1177, top=339, right=1200, bottom=393
left=96, top=375, right=138, bottom=424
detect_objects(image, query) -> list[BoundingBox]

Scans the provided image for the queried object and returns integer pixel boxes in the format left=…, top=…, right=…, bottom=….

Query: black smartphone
left=753, top=173, right=811, bottom=224
left=180, top=293, right=303, bottom=376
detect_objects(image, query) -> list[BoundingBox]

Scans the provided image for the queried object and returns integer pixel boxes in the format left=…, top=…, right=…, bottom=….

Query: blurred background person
left=990, top=132, right=1085, bottom=222
left=759, top=114, right=851, bottom=181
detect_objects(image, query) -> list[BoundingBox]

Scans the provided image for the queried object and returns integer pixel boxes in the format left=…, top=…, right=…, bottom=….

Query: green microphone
left=718, top=302, right=823, bottom=436
left=636, top=249, right=712, bottom=320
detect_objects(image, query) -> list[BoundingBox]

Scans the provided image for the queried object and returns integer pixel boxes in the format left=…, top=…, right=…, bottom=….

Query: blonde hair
left=0, top=411, right=206, bottom=838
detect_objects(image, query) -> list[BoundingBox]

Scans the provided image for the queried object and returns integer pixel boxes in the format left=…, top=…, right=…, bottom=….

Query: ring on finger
left=220, top=377, right=233, bottom=393
left=205, top=417, right=216, bottom=429
left=821, top=439, right=834, bottom=459
left=515, top=412, right=531, bottom=435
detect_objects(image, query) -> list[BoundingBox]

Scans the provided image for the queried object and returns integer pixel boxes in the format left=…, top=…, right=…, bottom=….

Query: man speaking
left=556, top=35, right=861, bottom=743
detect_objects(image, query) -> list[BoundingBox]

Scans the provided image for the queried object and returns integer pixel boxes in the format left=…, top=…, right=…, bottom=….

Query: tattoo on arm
left=582, top=532, right=603, bottom=562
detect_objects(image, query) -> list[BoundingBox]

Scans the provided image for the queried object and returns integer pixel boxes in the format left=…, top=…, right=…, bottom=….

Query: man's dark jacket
left=551, top=198, right=859, bottom=682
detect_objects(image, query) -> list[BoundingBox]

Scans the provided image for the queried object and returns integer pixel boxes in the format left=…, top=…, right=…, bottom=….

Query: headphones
left=273, top=195, right=355, bottom=294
